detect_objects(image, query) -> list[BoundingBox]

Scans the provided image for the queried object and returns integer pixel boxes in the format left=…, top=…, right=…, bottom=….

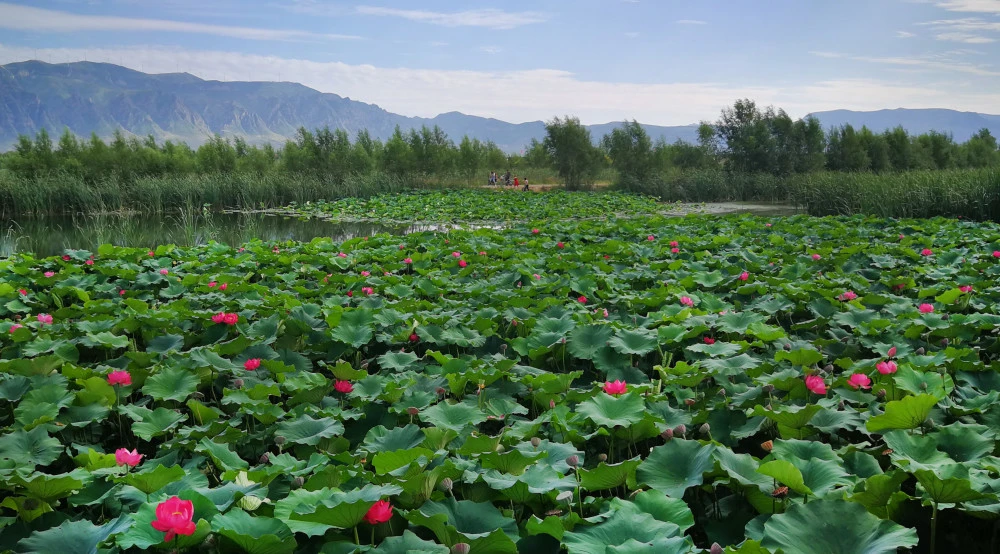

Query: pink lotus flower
left=244, top=358, right=261, bottom=371
left=36, top=313, right=53, bottom=325
left=670, top=241, right=679, bottom=247
left=918, top=303, right=934, bottom=314
left=960, top=285, right=973, bottom=293
left=876, top=360, right=898, bottom=375
left=409, top=333, right=419, bottom=342
left=671, top=247, right=680, bottom=254
left=362, top=287, right=374, bottom=296
left=85, top=259, right=94, bottom=266
left=847, top=373, right=872, bottom=390
left=404, top=258, right=413, bottom=264
left=208, top=281, right=217, bottom=288
left=9, top=324, right=23, bottom=333
left=44, top=271, right=54, bottom=278
left=212, top=312, right=227, bottom=324
left=223, top=313, right=239, bottom=325
left=451, top=251, right=461, bottom=258
left=533, top=273, right=541, bottom=280
left=680, top=296, right=694, bottom=307
left=219, top=283, right=227, bottom=291
left=361, top=270, right=371, bottom=277
left=765, top=223, right=772, bottom=228
left=738, top=271, right=749, bottom=281
left=647, top=235, right=655, bottom=241
left=338, top=252, right=347, bottom=258
left=994, top=251, right=1000, bottom=258
left=458, top=260, right=468, bottom=268
left=107, top=370, right=132, bottom=386
left=151, top=496, right=196, bottom=542
left=805, top=375, right=827, bottom=395
left=18, top=289, right=26, bottom=296
left=335, top=380, right=353, bottom=393
left=115, top=448, right=143, bottom=467
left=347, top=291, right=353, bottom=297
left=899, top=234, right=905, bottom=240
left=602, top=308, right=609, bottom=318
left=62, top=255, right=70, bottom=261
left=887, top=346, right=897, bottom=358
left=478, top=251, right=486, bottom=256
left=159, top=268, right=169, bottom=275
left=557, top=242, right=565, bottom=249
left=364, top=499, right=393, bottom=525
left=838, top=290, right=858, bottom=301
left=532, top=228, right=540, bottom=234
left=577, top=295, right=587, bottom=304
left=894, top=283, right=906, bottom=291
left=119, top=289, right=126, bottom=296
left=811, top=254, right=821, bottom=261
left=703, top=337, right=715, bottom=345
left=603, top=380, right=627, bottom=395
left=921, top=249, right=933, bottom=256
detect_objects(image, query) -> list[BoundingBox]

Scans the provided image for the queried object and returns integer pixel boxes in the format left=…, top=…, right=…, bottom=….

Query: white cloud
left=809, top=51, right=844, bottom=58
left=675, top=19, right=708, bottom=25
left=355, top=7, right=547, bottom=29
left=480, top=46, right=502, bottom=54
left=935, top=31, right=996, bottom=42
left=811, top=50, right=1000, bottom=76
left=3, top=44, right=1000, bottom=124
left=896, top=30, right=917, bottom=38
left=0, top=2, right=361, bottom=41
left=935, top=0, right=1000, bottom=13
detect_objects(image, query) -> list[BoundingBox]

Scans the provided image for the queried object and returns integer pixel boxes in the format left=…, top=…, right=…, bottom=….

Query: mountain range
left=0, top=60, right=997, bottom=152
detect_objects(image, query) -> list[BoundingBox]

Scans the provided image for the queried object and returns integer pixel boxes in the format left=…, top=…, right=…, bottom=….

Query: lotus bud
left=765, top=403, right=773, bottom=411
left=925, top=418, right=935, bottom=428
left=661, top=428, right=674, bottom=440
left=361, top=360, right=370, bottom=370
left=838, top=400, right=845, bottom=411
left=598, top=453, right=608, bottom=462
left=783, top=343, right=791, bottom=351
left=500, top=344, right=507, bottom=354
left=877, top=388, right=886, bottom=398
left=685, top=398, right=696, bottom=406
left=760, top=440, right=773, bottom=452
left=259, top=453, right=270, bottom=464
left=942, top=313, right=950, bottom=320
left=549, top=399, right=556, bottom=409
left=191, top=391, right=205, bottom=400
left=407, top=407, right=419, bottom=416
left=274, top=435, right=286, bottom=446
left=531, top=437, right=541, bottom=448
left=710, top=544, right=724, bottom=554
left=762, top=384, right=774, bottom=393
left=717, top=388, right=726, bottom=397
left=436, top=387, right=447, bottom=395
left=940, top=338, right=949, bottom=347
left=673, top=424, right=687, bottom=436
left=440, top=478, right=453, bottom=492
left=233, top=378, right=244, bottom=389
left=451, top=544, right=471, bottom=554
left=824, top=364, right=834, bottom=373
left=556, top=491, right=574, bottom=504
left=916, top=347, right=926, bottom=355
left=292, top=476, right=305, bottom=489
left=495, top=444, right=505, bottom=453
left=566, top=455, right=579, bottom=468
left=921, top=382, right=928, bottom=390
left=699, top=423, right=711, bottom=435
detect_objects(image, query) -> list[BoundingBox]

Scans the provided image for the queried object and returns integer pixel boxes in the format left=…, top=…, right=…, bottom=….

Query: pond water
left=0, top=202, right=801, bottom=257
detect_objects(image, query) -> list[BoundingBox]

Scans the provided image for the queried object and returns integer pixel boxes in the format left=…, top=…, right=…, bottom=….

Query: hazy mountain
left=0, top=60, right=699, bottom=152
left=807, top=108, right=1000, bottom=142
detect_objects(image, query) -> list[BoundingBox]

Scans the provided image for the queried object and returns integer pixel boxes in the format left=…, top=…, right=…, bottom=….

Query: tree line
left=2, top=98, right=997, bottom=189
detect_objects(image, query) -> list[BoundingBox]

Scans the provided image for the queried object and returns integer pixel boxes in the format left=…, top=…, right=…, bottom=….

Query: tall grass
left=619, top=169, right=790, bottom=203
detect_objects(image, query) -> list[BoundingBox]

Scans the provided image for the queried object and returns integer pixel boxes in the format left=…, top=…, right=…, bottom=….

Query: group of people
left=488, top=171, right=529, bottom=191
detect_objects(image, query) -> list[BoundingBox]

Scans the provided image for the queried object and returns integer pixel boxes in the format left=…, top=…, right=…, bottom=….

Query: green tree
left=543, top=116, right=602, bottom=190
left=961, top=128, right=997, bottom=168
left=602, top=120, right=655, bottom=183
left=458, top=136, right=484, bottom=184
left=715, top=99, right=777, bottom=173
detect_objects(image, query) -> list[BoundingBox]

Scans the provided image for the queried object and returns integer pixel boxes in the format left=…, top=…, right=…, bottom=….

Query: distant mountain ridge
left=1, top=60, right=997, bottom=152
left=807, top=108, right=1000, bottom=143
left=0, top=60, right=699, bottom=152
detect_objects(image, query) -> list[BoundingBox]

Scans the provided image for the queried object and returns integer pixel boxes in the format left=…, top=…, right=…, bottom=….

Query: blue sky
left=1, top=0, right=999, bottom=124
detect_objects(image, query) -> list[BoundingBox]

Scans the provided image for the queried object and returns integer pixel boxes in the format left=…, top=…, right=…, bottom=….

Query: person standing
left=522, top=177, right=529, bottom=191
left=514, top=176, right=520, bottom=189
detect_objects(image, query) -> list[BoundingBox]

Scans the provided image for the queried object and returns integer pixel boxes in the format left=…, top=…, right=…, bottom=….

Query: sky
left=1, top=0, right=999, bottom=125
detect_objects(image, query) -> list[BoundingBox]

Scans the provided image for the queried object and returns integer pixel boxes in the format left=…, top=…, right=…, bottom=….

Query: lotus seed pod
left=762, top=384, right=775, bottom=393
left=274, top=435, right=286, bottom=446
left=531, top=437, right=541, bottom=448
left=673, top=424, right=687, bottom=436
left=292, top=476, right=305, bottom=488
left=440, top=477, right=453, bottom=492
left=661, top=428, right=674, bottom=440
left=783, top=343, right=791, bottom=351
left=566, top=455, right=580, bottom=468
left=824, top=364, right=834, bottom=373
left=259, top=453, right=270, bottom=464
left=942, top=313, right=950, bottom=320
left=877, top=388, right=886, bottom=398
left=233, top=378, right=244, bottom=389
left=699, top=423, right=711, bottom=435
left=556, top=491, right=574, bottom=504
left=407, top=407, right=419, bottom=416
left=838, top=400, right=845, bottom=411
left=598, top=453, right=608, bottom=462
left=916, top=347, right=926, bottom=355
left=710, top=543, right=724, bottom=554
left=451, top=544, right=471, bottom=554
left=940, top=338, right=949, bottom=346
left=717, top=388, right=726, bottom=397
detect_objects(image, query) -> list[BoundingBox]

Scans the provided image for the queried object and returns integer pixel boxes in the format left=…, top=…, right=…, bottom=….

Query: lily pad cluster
left=276, top=189, right=670, bottom=223
left=2, top=210, right=1000, bottom=553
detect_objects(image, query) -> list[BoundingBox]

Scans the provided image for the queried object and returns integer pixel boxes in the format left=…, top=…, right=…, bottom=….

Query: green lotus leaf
left=882, top=430, right=954, bottom=470
left=563, top=510, right=686, bottom=554
left=124, top=464, right=186, bottom=495
left=0, top=427, right=63, bottom=468
left=774, top=348, right=823, bottom=367
left=212, top=509, right=297, bottom=554
left=568, top=325, right=614, bottom=360
left=373, top=530, right=449, bottom=553
left=19, top=515, right=132, bottom=554
left=637, top=440, right=716, bottom=498
left=608, top=328, right=657, bottom=355
left=760, top=500, right=918, bottom=554
left=123, top=406, right=187, bottom=441
left=378, top=351, right=421, bottom=371
left=930, top=423, right=995, bottom=462
left=714, top=447, right=772, bottom=491
left=758, top=460, right=812, bottom=496
left=196, top=438, right=248, bottom=471
left=363, top=424, right=425, bottom=453
left=146, top=334, right=185, bottom=355
left=578, top=459, right=641, bottom=491
left=405, top=497, right=519, bottom=553
left=373, top=448, right=434, bottom=475
left=143, top=366, right=200, bottom=402
left=575, top=391, right=646, bottom=428
left=275, top=414, right=345, bottom=446
left=420, top=400, right=488, bottom=432
left=850, top=471, right=910, bottom=519
left=866, top=394, right=939, bottom=433
left=915, top=465, right=991, bottom=505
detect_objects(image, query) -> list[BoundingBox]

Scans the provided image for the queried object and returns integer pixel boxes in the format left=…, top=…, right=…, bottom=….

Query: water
left=0, top=202, right=801, bottom=258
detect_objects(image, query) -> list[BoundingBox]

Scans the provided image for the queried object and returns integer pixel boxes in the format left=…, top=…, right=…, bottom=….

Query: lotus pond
left=3, top=208, right=1000, bottom=553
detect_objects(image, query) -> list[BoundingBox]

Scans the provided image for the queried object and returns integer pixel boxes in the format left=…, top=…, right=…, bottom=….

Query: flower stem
left=930, top=502, right=938, bottom=554
left=354, top=526, right=360, bottom=545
